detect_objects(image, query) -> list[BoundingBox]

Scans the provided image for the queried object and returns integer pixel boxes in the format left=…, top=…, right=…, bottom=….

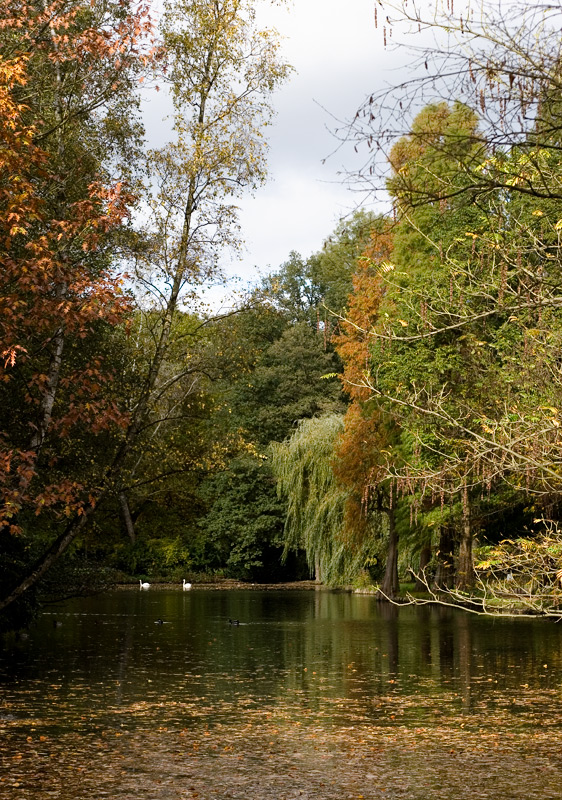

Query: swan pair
left=140, top=579, right=192, bottom=589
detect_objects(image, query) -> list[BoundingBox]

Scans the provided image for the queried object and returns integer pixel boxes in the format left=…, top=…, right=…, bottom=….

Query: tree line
left=3, top=0, right=562, bottom=629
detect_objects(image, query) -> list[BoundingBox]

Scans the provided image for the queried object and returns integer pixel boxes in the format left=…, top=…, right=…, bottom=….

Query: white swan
left=140, top=580, right=150, bottom=589
left=182, top=579, right=192, bottom=590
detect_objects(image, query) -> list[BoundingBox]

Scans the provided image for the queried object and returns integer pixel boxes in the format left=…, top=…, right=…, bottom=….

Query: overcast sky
left=232, top=0, right=394, bottom=285
left=142, top=0, right=409, bottom=297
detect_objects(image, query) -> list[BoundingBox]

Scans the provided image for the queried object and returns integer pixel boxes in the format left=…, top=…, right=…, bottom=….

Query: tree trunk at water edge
left=378, top=507, right=399, bottom=599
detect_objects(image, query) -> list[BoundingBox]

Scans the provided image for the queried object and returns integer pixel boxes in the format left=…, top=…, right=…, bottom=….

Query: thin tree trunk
left=29, top=323, right=65, bottom=453
left=414, top=544, right=432, bottom=591
left=434, top=525, right=455, bottom=589
left=456, top=492, right=474, bottom=590
left=314, top=556, right=323, bottom=583
left=119, top=492, right=136, bottom=544
left=378, top=507, right=399, bottom=599
left=0, top=498, right=99, bottom=612
left=27, top=10, right=68, bottom=458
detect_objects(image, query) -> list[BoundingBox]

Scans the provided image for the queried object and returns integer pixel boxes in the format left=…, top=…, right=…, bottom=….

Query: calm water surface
left=1, top=588, right=562, bottom=799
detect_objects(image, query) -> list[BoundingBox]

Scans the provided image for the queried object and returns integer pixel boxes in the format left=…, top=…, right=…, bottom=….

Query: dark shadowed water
left=1, top=588, right=562, bottom=799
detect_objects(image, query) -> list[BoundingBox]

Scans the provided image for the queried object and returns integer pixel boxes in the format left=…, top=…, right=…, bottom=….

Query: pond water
left=1, top=588, right=562, bottom=800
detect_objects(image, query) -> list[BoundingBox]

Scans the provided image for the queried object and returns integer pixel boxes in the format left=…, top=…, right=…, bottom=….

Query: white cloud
left=234, top=169, right=372, bottom=275
left=228, top=0, right=394, bottom=279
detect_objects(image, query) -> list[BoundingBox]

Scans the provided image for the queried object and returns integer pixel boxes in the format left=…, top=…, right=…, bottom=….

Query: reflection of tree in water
left=417, top=606, right=433, bottom=669
left=115, top=614, right=134, bottom=705
left=3, top=590, right=562, bottom=799
left=456, top=613, right=473, bottom=713
left=378, top=601, right=399, bottom=676
left=437, top=607, right=455, bottom=681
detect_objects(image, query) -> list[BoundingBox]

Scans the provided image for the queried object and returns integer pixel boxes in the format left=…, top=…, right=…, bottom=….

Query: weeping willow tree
left=269, top=413, right=367, bottom=584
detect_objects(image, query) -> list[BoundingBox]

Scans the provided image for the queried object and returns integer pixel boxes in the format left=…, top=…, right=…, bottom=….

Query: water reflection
left=1, top=589, right=562, bottom=799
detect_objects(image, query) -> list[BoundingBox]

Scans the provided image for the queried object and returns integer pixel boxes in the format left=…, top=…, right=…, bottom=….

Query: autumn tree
left=347, top=3, right=562, bottom=493
left=332, top=219, right=415, bottom=598
left=0, top=0, right=155, bottom=625
left=336, top=104, right=524, bottom=592
left=0, top=0, right=290, bottom=616
left=104, top=0, right=291, bottom=572
left=339, top=0, right=562, bottom=606
left=0, top=0, right=151, bottom=519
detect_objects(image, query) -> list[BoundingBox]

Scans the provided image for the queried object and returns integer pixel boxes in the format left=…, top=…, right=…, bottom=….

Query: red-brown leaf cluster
left=0, top=0, right=151, bottom=531
left=332, top=224, right=395, bottom=541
